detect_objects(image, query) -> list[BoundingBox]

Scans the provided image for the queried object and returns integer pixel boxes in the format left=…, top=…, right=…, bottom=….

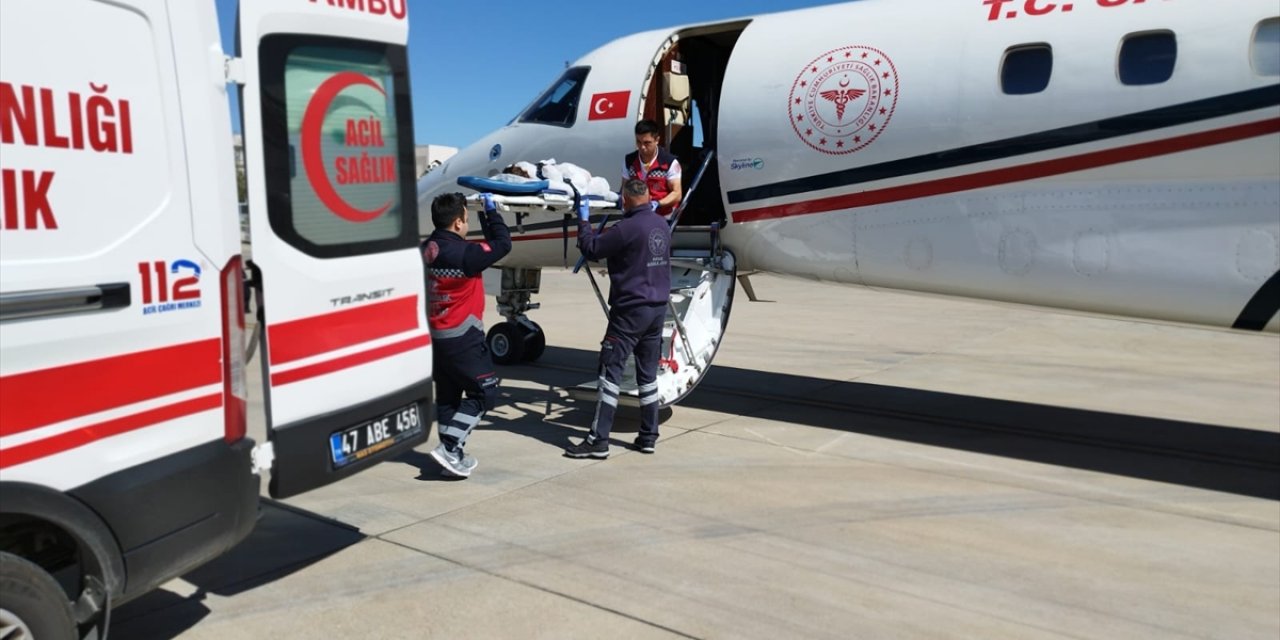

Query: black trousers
left=589, top=303, right=665, bottom=444
left=433, top=331, right=499, bottom=452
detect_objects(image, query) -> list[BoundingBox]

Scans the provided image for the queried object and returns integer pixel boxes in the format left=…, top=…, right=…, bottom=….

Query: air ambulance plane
left=418, top=0, right=1280, bottom=407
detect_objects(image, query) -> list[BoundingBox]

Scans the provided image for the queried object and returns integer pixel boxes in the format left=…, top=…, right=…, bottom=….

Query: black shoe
left=632, top=438, right=655, bottom=454
left=564, top=436, right=609, bottom=459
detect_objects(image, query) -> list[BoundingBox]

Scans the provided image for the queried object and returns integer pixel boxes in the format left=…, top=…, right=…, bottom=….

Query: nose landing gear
left=487, top=267, right=547, bottom=365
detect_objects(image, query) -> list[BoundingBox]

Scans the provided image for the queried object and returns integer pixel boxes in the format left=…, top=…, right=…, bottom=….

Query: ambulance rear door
left=238, top=0, right=431, bottom=499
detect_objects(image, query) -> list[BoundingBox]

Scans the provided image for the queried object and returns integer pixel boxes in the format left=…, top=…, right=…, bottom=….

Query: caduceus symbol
left=819, top=76, right=866, bottom=122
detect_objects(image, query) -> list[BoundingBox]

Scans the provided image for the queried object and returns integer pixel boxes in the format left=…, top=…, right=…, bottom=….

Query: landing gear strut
left=487, top=267, right=547, bottom=365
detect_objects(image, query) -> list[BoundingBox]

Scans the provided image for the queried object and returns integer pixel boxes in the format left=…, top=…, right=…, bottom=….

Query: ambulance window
left=258, top=37, right=418, bottom=257
left=1252, top=18, right=1280, bottom=76
left=1001, top=44, right=1053, bottom=95
left=1119, top=31, right=1177, bottom=86
left=517, top=66, right=590, bottom=127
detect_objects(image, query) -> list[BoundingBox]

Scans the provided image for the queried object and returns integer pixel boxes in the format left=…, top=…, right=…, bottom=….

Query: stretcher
left=455, top=174, right=621, bottom=269
left=457, top=175, right=619, bottom=214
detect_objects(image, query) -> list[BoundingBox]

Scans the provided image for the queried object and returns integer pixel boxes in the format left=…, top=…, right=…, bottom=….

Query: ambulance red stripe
left=267, top=295, right=421, bottom=365
left=732, top=118, right=1280, bottom=222
left=270, top=334, right=431, bottom=387
left=0, top=339, right=221, bottom=437
left=0, top=394, right=223, bottom=469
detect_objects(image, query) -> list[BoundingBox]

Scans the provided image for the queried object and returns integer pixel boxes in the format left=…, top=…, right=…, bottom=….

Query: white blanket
left=515, top=159, right=615, bottom=199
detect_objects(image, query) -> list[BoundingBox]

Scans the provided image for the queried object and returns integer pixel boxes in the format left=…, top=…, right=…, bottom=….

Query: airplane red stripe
left=270, top=334, right=431, bottom=387
left=0, top=339, right=222, bottom=437
left=0, top=394, right=223, bottom=469
left=268, top=295, right=421, bottom=365
left=733, top=118, right=1280, bottom=223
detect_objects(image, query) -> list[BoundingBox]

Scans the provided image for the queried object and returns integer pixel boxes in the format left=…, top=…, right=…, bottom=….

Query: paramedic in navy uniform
left=565, top=179, right=671, bottom=459
left=422, top=192, right=511, bottom=477
left=622, top=119, right=682, bottom=217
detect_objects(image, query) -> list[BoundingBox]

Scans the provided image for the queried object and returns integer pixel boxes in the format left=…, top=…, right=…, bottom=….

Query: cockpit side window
left=516, top=66, right=590, bottom=127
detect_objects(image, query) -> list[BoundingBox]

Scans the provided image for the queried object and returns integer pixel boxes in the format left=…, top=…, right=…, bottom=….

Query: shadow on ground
left=499, top=346, right=1280, bottom=500
left=111, top=501, right=365, bottom=639
left=108, top=340, right=1278, bottom=637
left=469, top=359, right=674, bottom=452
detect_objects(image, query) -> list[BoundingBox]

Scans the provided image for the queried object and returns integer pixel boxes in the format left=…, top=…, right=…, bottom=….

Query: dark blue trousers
left=433, top=331, right=499, bottom=452
left=589, top=303, right=665, bottom=444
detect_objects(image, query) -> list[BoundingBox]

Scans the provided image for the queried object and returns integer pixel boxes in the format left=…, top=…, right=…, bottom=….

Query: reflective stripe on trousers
left=588, top=304, right=665, bottom=443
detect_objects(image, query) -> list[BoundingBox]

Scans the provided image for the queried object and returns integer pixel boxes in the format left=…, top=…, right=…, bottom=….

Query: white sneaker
left=430, top=443, right=477, bottom=478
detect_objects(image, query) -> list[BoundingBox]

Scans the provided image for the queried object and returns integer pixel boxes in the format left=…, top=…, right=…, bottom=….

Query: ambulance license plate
left=329, top=403, right=423, bottom=469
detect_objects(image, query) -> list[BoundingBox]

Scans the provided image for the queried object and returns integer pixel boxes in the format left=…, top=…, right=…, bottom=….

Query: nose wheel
left=487, top=321, right=545, bottom=364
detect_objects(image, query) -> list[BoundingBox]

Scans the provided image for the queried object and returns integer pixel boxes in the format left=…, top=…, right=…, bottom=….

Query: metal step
left=671, top=224, right=719, bottom=251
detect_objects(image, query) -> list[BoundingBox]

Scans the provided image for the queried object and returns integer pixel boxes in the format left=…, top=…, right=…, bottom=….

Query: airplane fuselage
left=419, top=0, right=1280, bottom=332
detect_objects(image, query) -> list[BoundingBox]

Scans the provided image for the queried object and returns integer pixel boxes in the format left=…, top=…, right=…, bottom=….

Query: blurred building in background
left=416, top=144, right=458, bottom=178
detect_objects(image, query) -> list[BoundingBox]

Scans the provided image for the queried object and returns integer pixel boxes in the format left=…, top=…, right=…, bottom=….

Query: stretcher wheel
left=487, top=323, right=524, bottom=365
left=519, top=322, right=546, bottom=362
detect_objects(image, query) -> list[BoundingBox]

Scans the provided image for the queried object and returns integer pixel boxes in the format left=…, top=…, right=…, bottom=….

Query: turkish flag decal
left=587, top=90, right=630, bottom=121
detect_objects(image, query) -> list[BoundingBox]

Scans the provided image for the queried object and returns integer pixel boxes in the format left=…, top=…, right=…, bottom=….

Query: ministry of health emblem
left=789, top=45, right=899, bottom=155
left=648, top=228, right=667, bottom=257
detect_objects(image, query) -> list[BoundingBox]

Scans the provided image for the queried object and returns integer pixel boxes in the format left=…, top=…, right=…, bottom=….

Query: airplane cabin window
left=1119, top=31, right=1177, bottom=85
left=1252, top=18, right=1280, bottom=76
left=1001, top=44, right=1053, bottom=95
left=517, top=66, right=590, bottom=127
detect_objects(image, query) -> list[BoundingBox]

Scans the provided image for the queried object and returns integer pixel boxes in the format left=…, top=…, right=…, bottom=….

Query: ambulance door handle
left=0, top=282, right=130, bottom=322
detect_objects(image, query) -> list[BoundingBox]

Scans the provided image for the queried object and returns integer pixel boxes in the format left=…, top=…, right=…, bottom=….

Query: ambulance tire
left=0, top=552, right=77, bottom=640
left=487, top=323, right=525, bottom=365
left=519, top=322, right=546, bottom=362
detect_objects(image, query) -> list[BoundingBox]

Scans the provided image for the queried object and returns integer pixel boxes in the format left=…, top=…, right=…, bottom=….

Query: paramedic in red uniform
left=622, top=119, right=682, bottom=217
left=564, top=179, right=671, bottom=459
left=422, top=192, right=511, bottom=477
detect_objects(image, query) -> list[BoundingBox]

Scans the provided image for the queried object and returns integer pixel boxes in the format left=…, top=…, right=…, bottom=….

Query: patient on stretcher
left=502, top=164, right=532, bottom=178
left=459, top=159, right=616, bottom=201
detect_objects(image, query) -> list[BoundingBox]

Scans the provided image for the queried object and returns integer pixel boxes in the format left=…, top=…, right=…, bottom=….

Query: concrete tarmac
left=115, top=271, right=1280, bottom=639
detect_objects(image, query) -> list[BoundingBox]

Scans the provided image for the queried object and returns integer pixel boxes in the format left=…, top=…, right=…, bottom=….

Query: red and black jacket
left=624, top=149, right=678, bottom=216
left=421, top=209, right=511, bottom=341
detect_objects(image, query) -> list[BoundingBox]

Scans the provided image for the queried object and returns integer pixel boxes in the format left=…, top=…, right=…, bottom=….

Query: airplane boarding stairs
left=567, top=224, right=736, bottom=409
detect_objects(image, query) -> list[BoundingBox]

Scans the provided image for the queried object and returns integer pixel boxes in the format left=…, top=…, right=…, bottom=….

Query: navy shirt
left=578, top=205, right=671, bottom=311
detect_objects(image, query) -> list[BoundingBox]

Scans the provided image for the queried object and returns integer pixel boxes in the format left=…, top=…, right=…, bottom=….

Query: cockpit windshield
left=513, top=66, right=590, bottom=127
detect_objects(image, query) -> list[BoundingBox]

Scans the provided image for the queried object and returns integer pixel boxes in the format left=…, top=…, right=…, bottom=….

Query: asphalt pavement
left=114, top=270, right=1280, bottom=639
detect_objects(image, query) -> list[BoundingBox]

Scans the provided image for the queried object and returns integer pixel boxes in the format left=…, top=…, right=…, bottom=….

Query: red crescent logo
left=301, top=71, right=394, bottom=223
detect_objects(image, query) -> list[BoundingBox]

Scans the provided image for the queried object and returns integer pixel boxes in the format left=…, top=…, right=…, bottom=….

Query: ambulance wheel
left=487, top=323, right=525, bottom=365
left=519, top=322, right=546, bottom=362
left=0, top=552, right=77, bottom=640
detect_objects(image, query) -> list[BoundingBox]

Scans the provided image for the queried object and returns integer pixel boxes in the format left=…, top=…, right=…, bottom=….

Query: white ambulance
left=0, top=1, right=430, bottom=637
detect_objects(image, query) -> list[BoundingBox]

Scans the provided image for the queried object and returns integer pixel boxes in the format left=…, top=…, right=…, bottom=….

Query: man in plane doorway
left=623, top=119, right=682, bottom=217
left=565, top=179, right=671, bottom=459
left=422, top=192, right=511, bottom=477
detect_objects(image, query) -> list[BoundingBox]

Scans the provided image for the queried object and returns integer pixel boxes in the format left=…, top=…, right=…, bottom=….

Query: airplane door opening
left=643, top=22, right=749, bottom=228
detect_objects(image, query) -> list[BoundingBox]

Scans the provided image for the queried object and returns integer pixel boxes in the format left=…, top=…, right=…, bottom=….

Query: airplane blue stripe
left=727, top=84, right=1280, bottom=205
